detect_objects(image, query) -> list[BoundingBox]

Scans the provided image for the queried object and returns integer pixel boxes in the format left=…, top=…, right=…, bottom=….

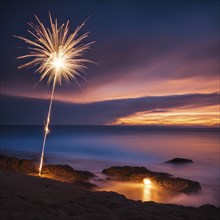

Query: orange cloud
left=113, top=105, right=219, bottom=127
left=2, top=75, right=218, bottom=104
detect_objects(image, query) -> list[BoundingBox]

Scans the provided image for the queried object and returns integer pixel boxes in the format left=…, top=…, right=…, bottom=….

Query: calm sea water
left=1, top=125, right=219, bottom=206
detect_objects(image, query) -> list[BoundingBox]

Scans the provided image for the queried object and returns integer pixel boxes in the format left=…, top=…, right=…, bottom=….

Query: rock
left=165, top=158, right=193, bottom=164
left=0, top=154, right=37, bottom=174
left=102, top=166, right=201, bottom=193
left=42, top=164, right=95, bottom=182
left=0, top=154, right=96, bottom=188
left=72, top=180, right=97, bottom=190
left=103, top=166, right=171, bottom=181
left=151, top=176, right=201, bottom=193
left=199, top=204, right=216, bottom=209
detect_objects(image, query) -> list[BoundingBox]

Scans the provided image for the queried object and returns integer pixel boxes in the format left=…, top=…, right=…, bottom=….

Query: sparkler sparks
left=14, top=14, right=94, bottom=175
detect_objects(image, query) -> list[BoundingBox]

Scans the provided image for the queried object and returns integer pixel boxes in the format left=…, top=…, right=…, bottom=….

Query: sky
left=0, top=0, right=219, bottom=126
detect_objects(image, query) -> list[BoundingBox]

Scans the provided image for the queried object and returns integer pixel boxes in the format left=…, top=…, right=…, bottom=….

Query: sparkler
left=14, top=14, right=93, bottom=175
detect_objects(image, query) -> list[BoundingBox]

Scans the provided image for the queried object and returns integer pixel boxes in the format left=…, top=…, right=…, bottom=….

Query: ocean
left=1, top=125, right=219, bottom=207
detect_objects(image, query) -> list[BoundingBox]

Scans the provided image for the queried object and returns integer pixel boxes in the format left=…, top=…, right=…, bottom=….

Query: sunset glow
left=113, top=105, right=219, bottom=127
left=1, top=1, right=219, bottom=128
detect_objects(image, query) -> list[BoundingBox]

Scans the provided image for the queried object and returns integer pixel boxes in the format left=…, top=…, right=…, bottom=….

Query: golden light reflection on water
left=143, top=179, right=152, bottom=201
left=97, top=181, right=177, bottom=203
left=143, top=184, right=152, bottom=201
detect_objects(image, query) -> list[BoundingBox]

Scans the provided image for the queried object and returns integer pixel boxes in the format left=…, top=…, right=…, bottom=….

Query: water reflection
left=97, top=181, right=176, bottom=203
left=97, top=180, right=220, bottom=207
left=143, top=184, right=152, bottom=201
left=143, top=178, right=152, bottom=201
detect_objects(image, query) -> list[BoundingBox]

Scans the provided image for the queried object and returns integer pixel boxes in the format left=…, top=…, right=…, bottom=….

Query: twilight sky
left=0, top=0, right=219, bottom=126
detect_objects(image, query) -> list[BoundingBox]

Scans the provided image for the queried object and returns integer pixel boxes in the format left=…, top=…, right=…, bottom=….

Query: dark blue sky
left=0, top=0, right=219, bottom=125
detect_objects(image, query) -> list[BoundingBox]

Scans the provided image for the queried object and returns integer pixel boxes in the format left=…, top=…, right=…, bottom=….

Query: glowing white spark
left=143, top=178, right=152, bottom=186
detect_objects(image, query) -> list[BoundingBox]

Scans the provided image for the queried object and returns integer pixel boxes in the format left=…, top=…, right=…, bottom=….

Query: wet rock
left=151, top=176, right=201, bottom=193
left=0, top=154, right=96, bottom=188
left=42, top=164, right=95, bottom=181
left=165, top=158, right=193, bottom=164
left=0, top=154, right=37, bottom=174
left=102, top=166, right=201, bottom=193
left=103, top=166, right=171, bottom=181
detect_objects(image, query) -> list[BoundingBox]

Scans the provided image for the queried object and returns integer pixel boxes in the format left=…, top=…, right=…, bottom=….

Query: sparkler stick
left=14, top=14, right=93, bottom=175
left=38, top=74, right=56, bottom=175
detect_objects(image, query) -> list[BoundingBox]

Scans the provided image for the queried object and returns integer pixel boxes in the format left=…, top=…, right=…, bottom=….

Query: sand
left=0, top=170, right=219, bottom=220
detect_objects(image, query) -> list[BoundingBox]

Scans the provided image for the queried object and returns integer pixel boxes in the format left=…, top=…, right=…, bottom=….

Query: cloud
left=1, top=36, right=219, bottom=103
left=1, top=92, right=218, bottom=125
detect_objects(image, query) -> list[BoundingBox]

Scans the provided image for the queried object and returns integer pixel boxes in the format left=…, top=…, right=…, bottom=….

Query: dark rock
left=165, top=158, right=193, bottom=164
left=102, top=166, right=201, bottom=193
left=151, top=176, right=201, bottom=193
left=103, top=166, right=171, bottom=181
left=199, top=204, right=216, bottom=209
left=42, top=164, right=95, bottom=181
left=72, top=180, right=97, bottom=190
left=0, top=154, right=96, bottom=187
left=0, top=154, right=37, bottom=174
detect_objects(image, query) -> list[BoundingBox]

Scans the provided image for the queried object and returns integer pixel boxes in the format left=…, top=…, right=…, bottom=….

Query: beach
left=1, top=169, right=219, bottom=220
left=0, top=153, right=220, bottom=220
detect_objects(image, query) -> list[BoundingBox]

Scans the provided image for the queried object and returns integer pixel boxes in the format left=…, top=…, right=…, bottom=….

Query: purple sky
left=0, top=0, right=219, bottom=126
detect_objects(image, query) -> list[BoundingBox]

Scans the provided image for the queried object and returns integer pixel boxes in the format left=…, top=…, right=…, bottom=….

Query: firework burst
left=14, top=14, right=94, bottom=175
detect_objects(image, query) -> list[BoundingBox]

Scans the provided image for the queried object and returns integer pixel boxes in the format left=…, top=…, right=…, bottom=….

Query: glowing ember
left=14, top=14, right=94, bottom=175
left=143, top=178, right=152, bottom=186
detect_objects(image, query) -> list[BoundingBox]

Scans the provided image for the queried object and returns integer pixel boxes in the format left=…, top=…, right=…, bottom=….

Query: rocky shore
left=102, top=166, right=201, bottom=193
left=0, top=154, right=219, bottom=219
left=165, top=158, right=194, bottom=164
left=0, top=154, right=201, bottom=193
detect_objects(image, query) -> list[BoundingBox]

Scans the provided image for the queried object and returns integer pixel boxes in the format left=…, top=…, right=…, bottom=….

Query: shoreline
left=1, top=170, right=219, bottom=220
left=1, top=153, right=220, bottom=205
left=0, top=154, right=220, bottom=219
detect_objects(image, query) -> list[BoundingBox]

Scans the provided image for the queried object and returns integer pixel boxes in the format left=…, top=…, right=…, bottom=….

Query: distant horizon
left=1, top=124, right=219, bottom=130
